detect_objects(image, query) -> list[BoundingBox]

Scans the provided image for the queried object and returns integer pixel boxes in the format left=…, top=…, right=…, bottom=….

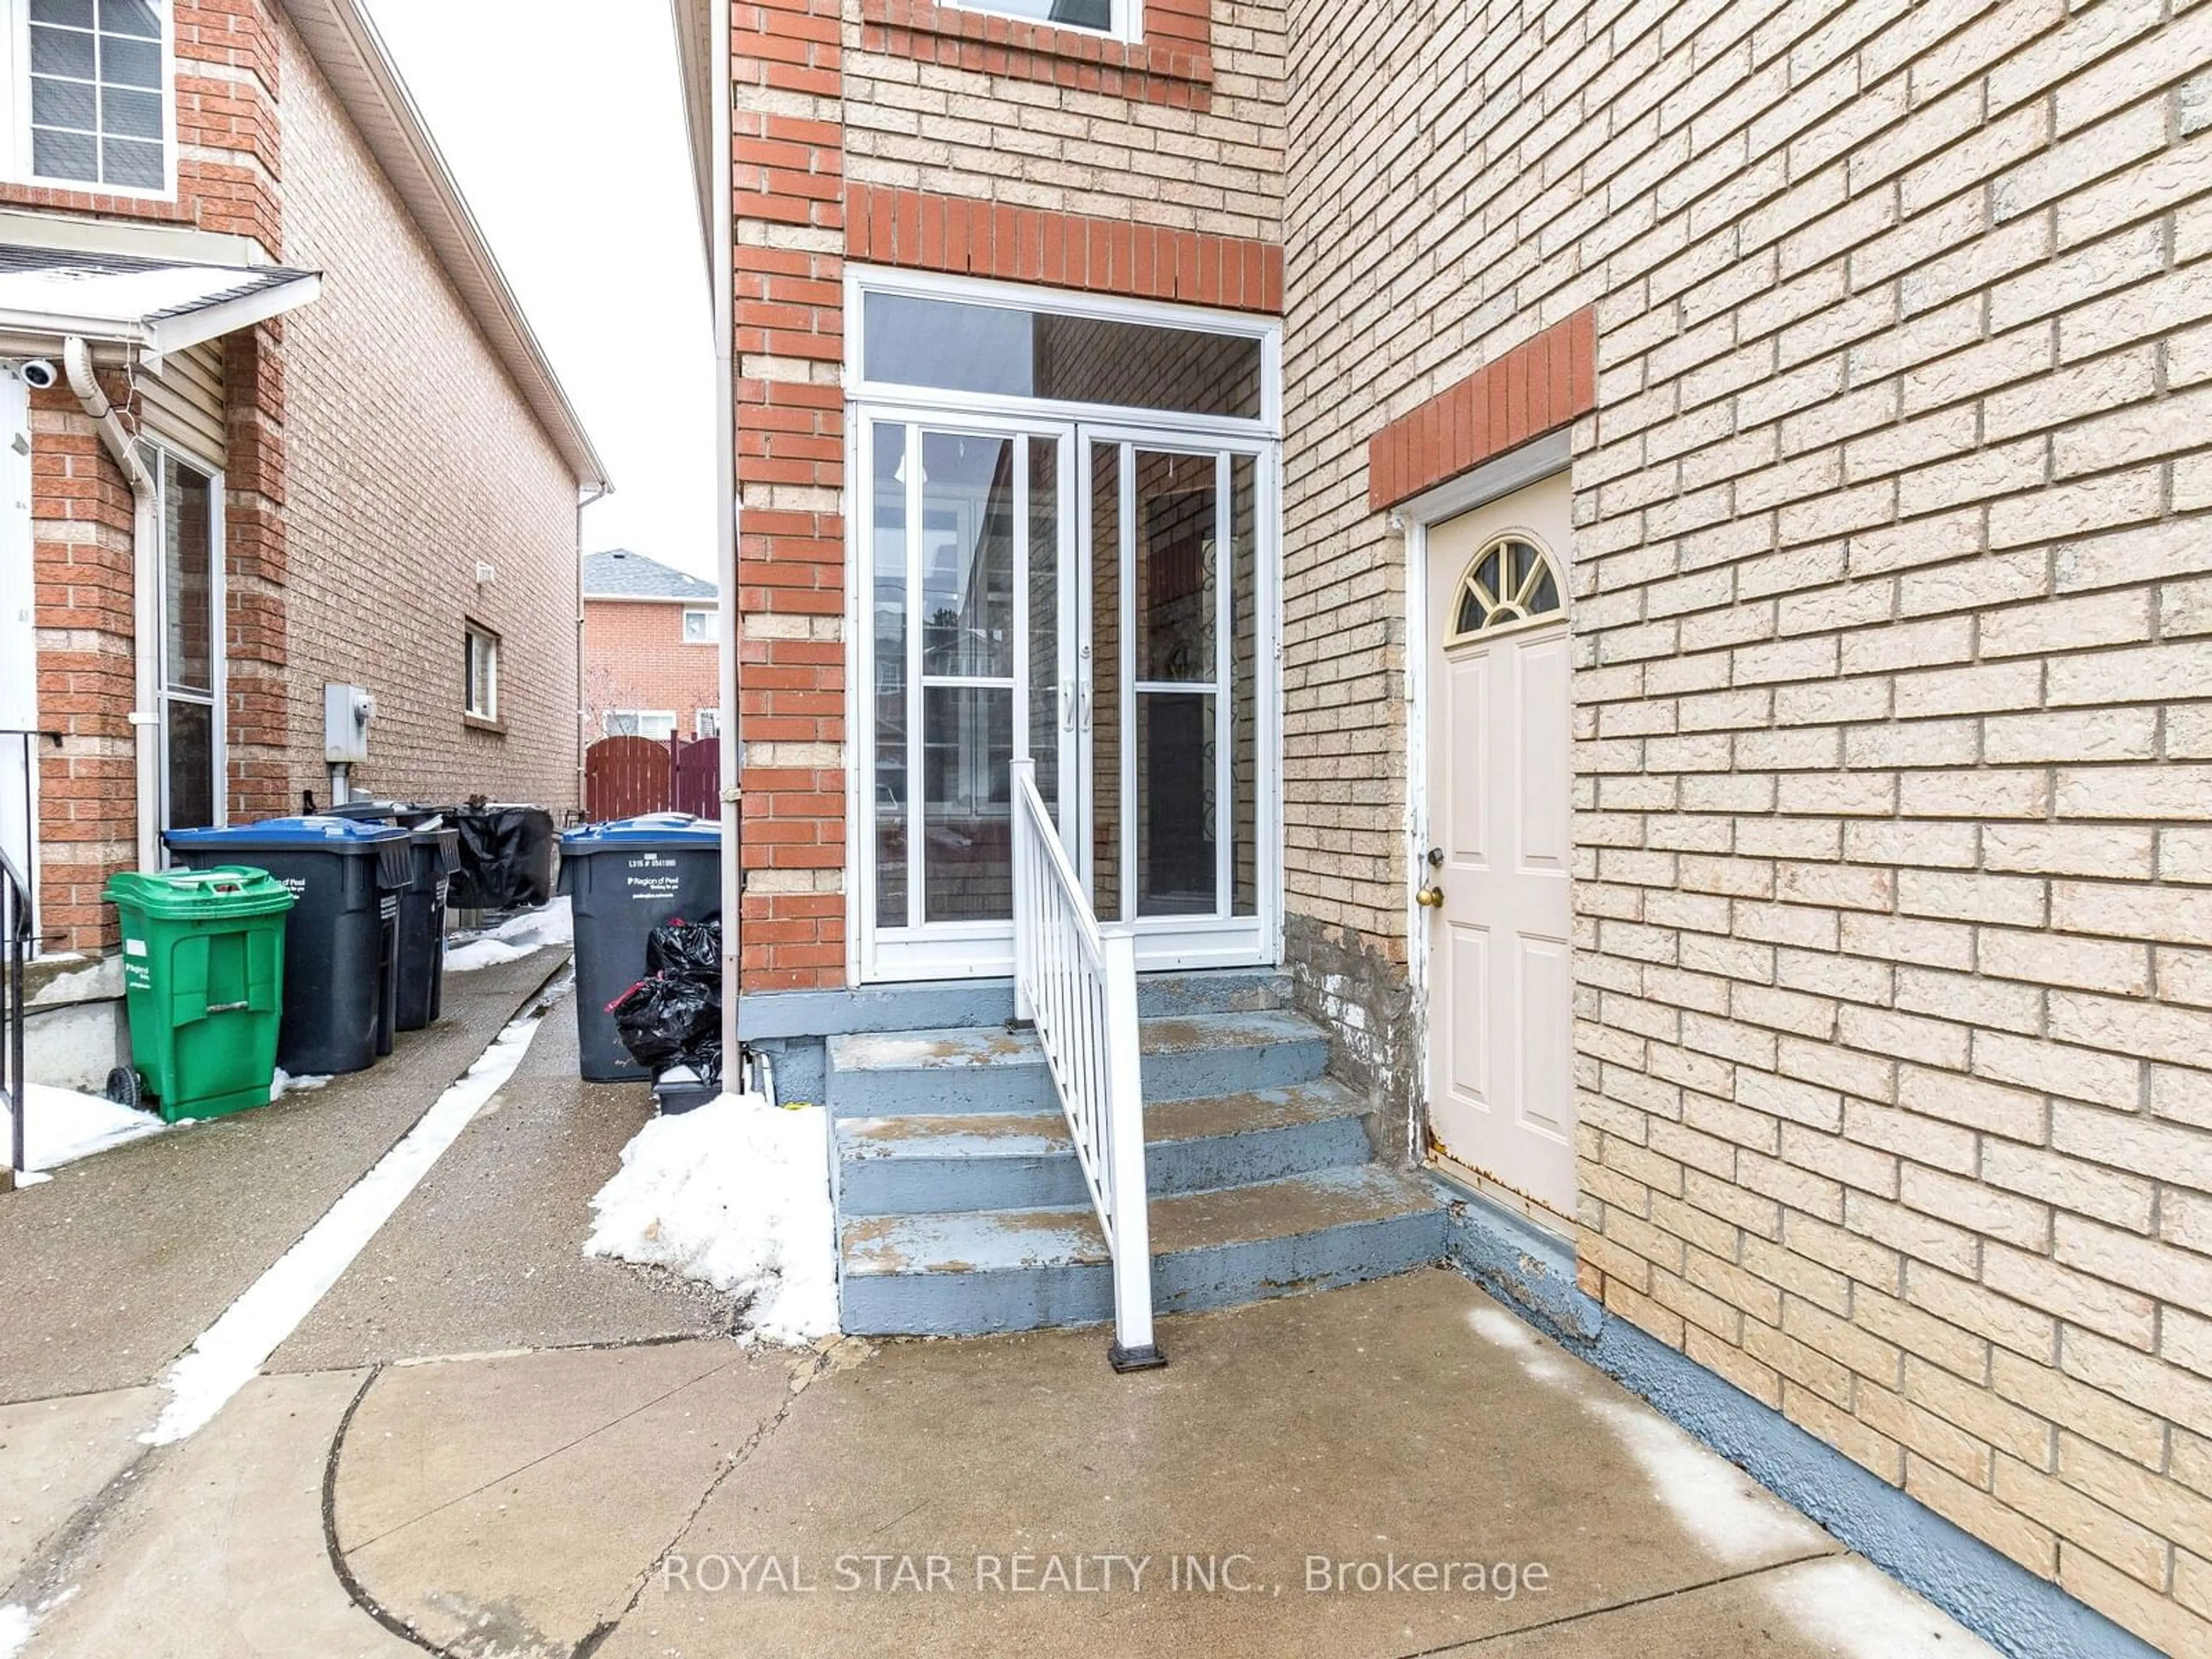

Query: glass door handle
left=1064, top=681, right=1078, bottom=731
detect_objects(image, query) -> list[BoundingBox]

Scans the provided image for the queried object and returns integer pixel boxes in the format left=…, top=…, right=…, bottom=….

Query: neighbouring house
left=1, top=0, right=606, bottom=1093
left=581, top=549, right=722, bottom=743
left=673, top=2, right=2211, bottom=1654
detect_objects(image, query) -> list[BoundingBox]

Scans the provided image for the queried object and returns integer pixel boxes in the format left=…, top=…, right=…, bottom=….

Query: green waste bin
left=104, top=866, right=295, bottom=1122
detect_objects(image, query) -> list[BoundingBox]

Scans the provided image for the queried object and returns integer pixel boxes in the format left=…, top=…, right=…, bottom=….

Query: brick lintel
left=1367, top=310, right=1597, bottom=511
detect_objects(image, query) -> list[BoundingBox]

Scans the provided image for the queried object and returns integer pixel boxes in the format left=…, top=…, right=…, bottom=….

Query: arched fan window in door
left=1449, top=534, right=1565, bottom=639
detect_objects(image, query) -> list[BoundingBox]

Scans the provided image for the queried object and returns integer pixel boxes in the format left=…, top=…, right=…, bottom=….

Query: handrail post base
left=1108, top=1341, right=1168, bottom=1374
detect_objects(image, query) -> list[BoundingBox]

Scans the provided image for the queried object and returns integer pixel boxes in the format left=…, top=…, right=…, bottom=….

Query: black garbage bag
left=646, top=916, right=722, bottom=979
left=609, top=975, right=719, bottom=1076
left=449, top=805, right=556, bottom=910
left=614, top=916, right=724, bottom=1082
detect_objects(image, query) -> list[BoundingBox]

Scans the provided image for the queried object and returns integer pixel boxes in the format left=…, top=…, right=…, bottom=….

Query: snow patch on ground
left=445, top=896, right=573, bottom=974
left=1467, top=1304, right=1574, bottom=1384
left=142, top=983, right=560, bottom=1446
left=1770, top=1556, right=1999, bottom=1657
left=1467, top=1305, right=1539, bottom=1353
left=586, top=1092, right=838, bottom=1346
left=1582, top=1395, right=1827, bottom=1567
left=269, top=1069, right=332, bottom=1103
left=22, top=1084, right=167, bottom=1171
left=0, top=1603, right=31, bottom=1658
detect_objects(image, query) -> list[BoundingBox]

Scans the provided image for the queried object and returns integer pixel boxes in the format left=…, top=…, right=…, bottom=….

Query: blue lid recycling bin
left=164, top=816, right=413, bottom=1077
left=559, top=813, right=722, bottom=1082
left=320, top=804, right=463, bottom=1033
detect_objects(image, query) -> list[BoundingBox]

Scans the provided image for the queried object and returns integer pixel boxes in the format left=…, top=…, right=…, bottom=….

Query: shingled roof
left=581, top=550, right=718, bottom=601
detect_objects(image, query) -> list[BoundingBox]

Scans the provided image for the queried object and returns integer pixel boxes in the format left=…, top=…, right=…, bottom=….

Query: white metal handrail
left=1009, top=757, right=1162, bottom=1370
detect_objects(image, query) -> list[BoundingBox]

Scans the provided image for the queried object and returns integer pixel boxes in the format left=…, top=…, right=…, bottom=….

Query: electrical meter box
left=324, top=683, right=376, bottom=764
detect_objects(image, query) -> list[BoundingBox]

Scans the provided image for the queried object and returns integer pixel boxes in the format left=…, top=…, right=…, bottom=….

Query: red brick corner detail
left=858, top=0, right=1213, bottom=109
left=1367, top=310, right=1596, bottom=510
left=846, top=183, right=1281, bottom=314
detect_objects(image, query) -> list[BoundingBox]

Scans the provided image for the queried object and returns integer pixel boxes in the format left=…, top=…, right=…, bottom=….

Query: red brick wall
left=843, top=184, right=1282, bottom=312
left=733, top=0, right=849, bottom=992
left=20, top=1, right=286, bottom=950
left=27, top=388, right=139, bottom=953
left=1366, top=311, right=1597, bottom=510
left=582, top=600, right=722, bottom=739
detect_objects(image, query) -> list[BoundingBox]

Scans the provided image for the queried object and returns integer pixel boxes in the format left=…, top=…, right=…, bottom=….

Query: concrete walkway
left=0, top=978, right=2003, bottom=1658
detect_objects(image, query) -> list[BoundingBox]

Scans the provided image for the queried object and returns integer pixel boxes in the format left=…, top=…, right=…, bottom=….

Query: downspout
left=575, top=483, right=609, bottom=819
left=711, top=0, right=741, bottom=1081
left=64, top=337, right=161, bottom=873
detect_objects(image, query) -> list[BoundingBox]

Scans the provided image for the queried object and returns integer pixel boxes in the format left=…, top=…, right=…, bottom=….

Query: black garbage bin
left=165, top=816, right=412, bottom=1075
left=395, top=826, right=460, bottom=1030
left=450, top=805, right=556, bottom=912
left=321, top=805, right=460, bottom=1032
left=560, top=813, right=722, bottom=1082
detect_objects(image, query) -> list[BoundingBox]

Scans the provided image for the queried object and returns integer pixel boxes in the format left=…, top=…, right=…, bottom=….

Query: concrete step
left=835, top=1078, right=1377, bottom=1217
left=824, top=1009, right=1331, bottom=1119
left=838, top=1164, right=1449, bottom=1336
left=1136, top=969, right=1293, bottom=1018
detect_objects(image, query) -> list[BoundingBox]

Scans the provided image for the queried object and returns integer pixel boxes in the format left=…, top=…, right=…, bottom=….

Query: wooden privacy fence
left=584, top=735, right=722, bottom=823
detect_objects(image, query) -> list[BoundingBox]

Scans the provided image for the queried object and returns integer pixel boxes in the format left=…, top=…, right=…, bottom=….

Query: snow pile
left=445, top=895, right=574, bottom=974
left=585, top=1092, right=838, bottom=1346
left=0, top=1603, right=33, bottom=1658
left=22, top=1083, right=167, bottom=1171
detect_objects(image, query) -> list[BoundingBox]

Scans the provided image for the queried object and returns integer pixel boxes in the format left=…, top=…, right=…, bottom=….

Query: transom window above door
left=1450, top=535, right=1564, bottom=639
left=852, top=274, right=1277, bottom=430
left=942, top=0, right=1134, bottom=42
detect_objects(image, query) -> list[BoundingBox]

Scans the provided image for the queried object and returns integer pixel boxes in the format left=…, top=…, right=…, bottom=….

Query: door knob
left=1416, top=884, right=1445, bottom=909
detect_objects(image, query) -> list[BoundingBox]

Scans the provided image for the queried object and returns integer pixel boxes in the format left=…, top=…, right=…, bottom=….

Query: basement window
left=942, top=0, right=1132, bottom=41
left=464, top=623, right=500, bottom=721
left=10, top=0, right=176, bottom=195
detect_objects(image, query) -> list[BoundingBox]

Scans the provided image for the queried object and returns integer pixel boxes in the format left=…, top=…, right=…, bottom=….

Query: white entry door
left=1421, top=474, right=1575, bottom=1222
left=0, top=370, right=35, bottom=929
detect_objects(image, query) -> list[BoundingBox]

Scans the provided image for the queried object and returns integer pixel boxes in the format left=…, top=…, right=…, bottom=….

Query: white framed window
left=464, top=623, right=499, bottom=721
left=604, top=709, right=676, bottom=741
left=681, top=607, right=717, bottom=644
left=4, top=0, right=177, bottom=198
left=695, top=708, right=722, bottom=739
left=944, top=0, right=1135, bottom=41
left=141, top=440, right=222, bottom=832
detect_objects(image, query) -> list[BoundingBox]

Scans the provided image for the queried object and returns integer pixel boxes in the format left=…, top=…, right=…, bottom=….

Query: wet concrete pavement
left=0, top=966, right=2004, bottom=1659
left=0, top=950, right=571, bottom=1404
left=271, top=1001, right=734, bottom=1374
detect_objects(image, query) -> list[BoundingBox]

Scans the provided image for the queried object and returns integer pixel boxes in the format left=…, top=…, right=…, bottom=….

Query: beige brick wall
left=1283, top=0, right=2212, bottom=1649
left=842, top=1, right=1285, bottom=241
left=270, top=13, right=581, bottom=816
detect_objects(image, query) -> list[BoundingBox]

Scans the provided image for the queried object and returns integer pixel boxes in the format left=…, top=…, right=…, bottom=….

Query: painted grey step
left=838, top=1164, right=1448, bottom=1336
left=1137, top=969, right=1293, bottom=1018
left=835, top=1079, right=1377, bottom=1216
left=825, top=1009, right=1331, bottom=1118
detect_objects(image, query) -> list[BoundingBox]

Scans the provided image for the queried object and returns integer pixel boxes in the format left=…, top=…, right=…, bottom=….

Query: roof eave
left=278, top=0, right=611, bottom=492
left=147, top=271, right=323, bottom=359
left=0, top=270, right=322, bottom=361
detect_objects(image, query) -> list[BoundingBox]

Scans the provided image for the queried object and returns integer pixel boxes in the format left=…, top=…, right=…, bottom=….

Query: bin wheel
left=104, top=1066, right=145, bottom=1112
